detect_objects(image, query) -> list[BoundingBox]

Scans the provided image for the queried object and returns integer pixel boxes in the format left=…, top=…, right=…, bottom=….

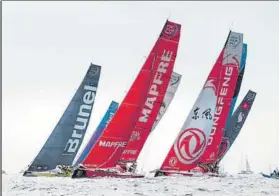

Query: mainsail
left=73, top=101, right=119, bottom=166
left=25, top=64, right=101, bottom=173
left=80, top=20, right=181, bottom=170
left=120, top=72, right=182, bottom=163
left=157, top=31, right=243, bottom=174
left=199, top=31, right=243, bottom=164
left=217, top=90, right=257, bottom=162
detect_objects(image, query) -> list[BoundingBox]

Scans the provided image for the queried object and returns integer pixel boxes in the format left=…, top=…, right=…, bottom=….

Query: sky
left=2, top=1, right=279, bottom=174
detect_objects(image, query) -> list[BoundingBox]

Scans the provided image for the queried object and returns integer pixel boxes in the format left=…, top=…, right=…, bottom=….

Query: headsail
left=26, top=64, right=101, bottom=172
left=73, top=101, right=119, bottom=166
left=151, top=72, right=182, bottom=131
left=199, top=31, right=243, bottom=164
left=120, top=72, right=182, bottom=162
left=81, top=20, right=181, bottom=169
left=217, top=90, right=257, bottom=161
left=158, top=32, right=242, bottom=173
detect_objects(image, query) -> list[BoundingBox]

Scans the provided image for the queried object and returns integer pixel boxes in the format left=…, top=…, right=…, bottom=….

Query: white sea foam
left=2, top=173, right=279, bottom=196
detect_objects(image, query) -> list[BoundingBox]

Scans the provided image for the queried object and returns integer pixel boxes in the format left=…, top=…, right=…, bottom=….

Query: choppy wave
left=2, top=173, right=279, bottom=196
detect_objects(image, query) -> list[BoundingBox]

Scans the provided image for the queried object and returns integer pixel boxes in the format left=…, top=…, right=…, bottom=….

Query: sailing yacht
left=239, top=156, right=253, bottom=174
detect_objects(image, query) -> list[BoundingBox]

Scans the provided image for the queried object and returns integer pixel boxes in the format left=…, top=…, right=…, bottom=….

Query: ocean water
left=2, top=173, right=279, bottom=196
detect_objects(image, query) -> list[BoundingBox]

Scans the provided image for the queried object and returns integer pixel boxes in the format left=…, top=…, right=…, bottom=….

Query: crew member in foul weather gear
left=128, top=162, right=137, bottom=173
left=118, top=162, right=128, bottom=172
left=270, top=170, right=278, bottom=177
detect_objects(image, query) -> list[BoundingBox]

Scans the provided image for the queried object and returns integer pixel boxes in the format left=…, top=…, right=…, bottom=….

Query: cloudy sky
left=3, top=1, right=279, bottom=174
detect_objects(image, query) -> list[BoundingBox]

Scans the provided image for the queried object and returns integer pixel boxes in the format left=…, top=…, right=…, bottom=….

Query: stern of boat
left=72, top=168, right=87, bottom=178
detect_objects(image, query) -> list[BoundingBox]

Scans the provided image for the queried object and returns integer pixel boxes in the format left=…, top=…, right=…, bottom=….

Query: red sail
left=120, top=25, right=181, bottom=163
left=82, top=20, right=181, bottom=169
left=199, top=31, right=243, bottom=164
left=159, top=31, right=243, bottom=172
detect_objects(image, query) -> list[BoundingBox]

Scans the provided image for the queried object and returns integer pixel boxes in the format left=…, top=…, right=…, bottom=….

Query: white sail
left=151, top=71, right=182, bottom=131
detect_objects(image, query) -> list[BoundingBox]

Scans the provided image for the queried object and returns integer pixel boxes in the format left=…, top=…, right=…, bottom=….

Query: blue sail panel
left=74, top=101, right=119, bottom=166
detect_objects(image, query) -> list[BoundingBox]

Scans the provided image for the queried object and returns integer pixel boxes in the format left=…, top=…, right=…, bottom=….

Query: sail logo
left=63, top=85, right=97, bottom=154
left=110, top=102, right=119, bottom=110
left=246, top=92, right=255, bottom=101
left=237, top=112, right=245, bottom=123
left=174, top=128, right=206, bottom=164
left=170, top=73, right=180, bottom=86
left=98, top=141, right=127, bottom=148
left=130, top=131, right=141, bottom=141
left=123, top=149, right=138, bottom=155
left=235, top=112, right=245, bottom=130
left=163, top=23, right=179, bottom=38
left=204, top=79, right=217, bottom=95
left=104, top=112, right=115, bottom=129
left=207, top=65, right=235, bottom=146
left=88, top=64, right=100, bottom=77
left=228, top=35, right=241, bottom=48
left=241, top=102, right=250, bottom=109
left=169, top=157, right=178, bottom=167
left=139, top=50, right=173, bottom=123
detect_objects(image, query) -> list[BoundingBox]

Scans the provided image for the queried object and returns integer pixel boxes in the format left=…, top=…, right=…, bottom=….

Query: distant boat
left=261, top=173, right=279, bottom=179
left=262, top=168, right=279, bottom=179
left=239, top=156, right=253, bottom=174
left=2, top=170, right=7, bottom=175
left=23, top=63, right=101, bottom=177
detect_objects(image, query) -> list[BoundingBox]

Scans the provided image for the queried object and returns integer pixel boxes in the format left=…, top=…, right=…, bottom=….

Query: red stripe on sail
left=82, top=20, right=181, bottom=169
left=199, top=44, right=241, bottom=164
left=159, top=32, right=242, bottom=172
left=120, top=35, right=181, bottom=162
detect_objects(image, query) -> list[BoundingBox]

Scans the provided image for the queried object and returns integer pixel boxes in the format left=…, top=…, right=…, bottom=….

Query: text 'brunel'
left=207, top=66, right=233, bottom=145
left=64, top=85, right=97, bottom=154
left=139, top=50, right=173, bottom=123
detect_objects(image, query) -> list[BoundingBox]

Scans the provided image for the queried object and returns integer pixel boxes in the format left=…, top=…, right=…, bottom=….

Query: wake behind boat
left=72, top=165, right=144, bottom=178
